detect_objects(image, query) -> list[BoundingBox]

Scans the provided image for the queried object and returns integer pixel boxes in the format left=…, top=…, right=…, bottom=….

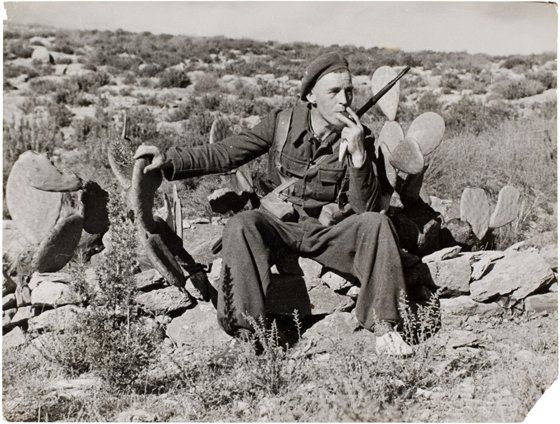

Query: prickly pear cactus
left=31, top=214, right=84, bottom=272
left=20, top=151, right=83, bottom=192
left=489, top=185, right=520, bottom=229
left=81, top=181, right=110, bottom=235
left=406, top=112, right=446, bottom=155
left=388, top=136, right=425, bottom=175
left=376, top=121, right=404, bottom=155
left=379, top=142, right=398, bottom=188
left=370, top=66, right=400, bottom=121
left=460, top=188, right=491, bottom=240
left=6, top=152, right=63, bottom=245
left=131, top=158, right=163, bottom=233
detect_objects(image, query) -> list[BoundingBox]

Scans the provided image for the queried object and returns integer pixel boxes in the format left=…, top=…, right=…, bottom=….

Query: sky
left=2, top=1, right=558, bottom=56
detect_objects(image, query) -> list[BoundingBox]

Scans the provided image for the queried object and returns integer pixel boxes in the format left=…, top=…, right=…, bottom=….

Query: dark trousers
left=217, top=209, right=406, bottom=335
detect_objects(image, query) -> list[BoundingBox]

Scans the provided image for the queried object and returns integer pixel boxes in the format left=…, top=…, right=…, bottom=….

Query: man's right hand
left=133, top=145, right=172, bottom=174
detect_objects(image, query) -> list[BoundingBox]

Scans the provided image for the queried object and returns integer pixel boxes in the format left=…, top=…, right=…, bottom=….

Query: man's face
left=307, top=71, right=354, bottom=130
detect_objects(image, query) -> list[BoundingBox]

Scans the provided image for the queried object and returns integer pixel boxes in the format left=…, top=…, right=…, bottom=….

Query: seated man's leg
left=217, top=210, right=303, bottom=336
left=302, top=212, right=406, bottom=329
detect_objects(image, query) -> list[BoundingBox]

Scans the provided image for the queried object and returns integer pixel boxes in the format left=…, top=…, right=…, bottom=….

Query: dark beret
left=300, top=52, right=350, bottom=101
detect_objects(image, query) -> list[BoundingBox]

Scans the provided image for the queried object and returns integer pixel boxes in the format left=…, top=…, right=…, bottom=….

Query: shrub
left=416, top=92, right=442, bottom=114
left=158, top=68, right=190, bottom=88
left=9, top=41, right=33, bottom=58
left=29, top=78, right=60, bottom=94
left=138, top=63, right=162, bottom=78
left=47, top=103, right=73, bottom=128
left=527, top=71, right=557, bottom=90
left=493, top=79, right=545, bottom=100
left=501, top=56, right=528, bottom=70
left=443, top=97, right=517, bottom=135
left=193, top=73, right=222, bottom=94
left=72, top=71, right=112, bottom=92
left=56, top=57, right=73, bottom=65
left=3, top=64, right=37, bottom=79
left=122, top=71, right=137, bottom=85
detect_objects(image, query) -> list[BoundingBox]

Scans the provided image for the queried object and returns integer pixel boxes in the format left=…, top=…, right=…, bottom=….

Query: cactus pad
left=400, top=165, right=428, bottom=205
left=32, top=214, right=84, bottom=272
left=6, top=152, right=63, bottom=245
left=209, top=118, right=234, bottom=144
left=406, top=112, right=445, bottom=155
left=388, top=136, right=425, bottom=175
left=81, top=181, right=110, bottom=235
left=141, top=231, right=185, bottom=287
left=460, top=188, right=491, bottom=240
left=131, top=158, right=163, bottom=233
left=489, top=185, right=520, bottom=228
left=377, top=121, right=404, bottom=155
left=379, top=142, right=398, bottom=187
left=20, top=151, right=82, bottom=192
left=108, top=138, right=135, bottom=189
left=370, top=66, right=400, bottom=121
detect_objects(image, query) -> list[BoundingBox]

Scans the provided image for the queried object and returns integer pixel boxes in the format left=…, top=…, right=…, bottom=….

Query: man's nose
left=337, top=90, right=349, bottom=105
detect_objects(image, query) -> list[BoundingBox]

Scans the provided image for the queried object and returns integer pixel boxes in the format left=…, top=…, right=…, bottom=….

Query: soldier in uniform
left=135, top=52, right=412, bottom=356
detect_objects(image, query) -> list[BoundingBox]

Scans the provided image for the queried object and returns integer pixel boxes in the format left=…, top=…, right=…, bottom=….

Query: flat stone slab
left=28, top=305, right=80, bottom=332
left=308, top=285, right=355, bottom=315
left=134, top=269, right=165, bottom=291
left=3, top=326, right=26, bottom=350
left=524, top=292, right=558, bottom=313
left=135, top=286, right=193, bottom=315
left=10, top=306, right=34, bottom=326
left=31, top=281, right=79, bottom=307
left=440, top=296, right=502, bottom=317
left=321, top=271, right=352, bottom=291
left=426, top=256, right=472, bottom=297
left=422, top=246, right=462, bottom=263
left=470, top=250, right=554, bottom=302
left=166, top=303, right=231, bottom=347
left=29, top=272, right=72, bottom=290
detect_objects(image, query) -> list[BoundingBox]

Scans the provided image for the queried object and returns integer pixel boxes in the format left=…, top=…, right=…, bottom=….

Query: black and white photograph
left=2, top=1, right=558, bottom=422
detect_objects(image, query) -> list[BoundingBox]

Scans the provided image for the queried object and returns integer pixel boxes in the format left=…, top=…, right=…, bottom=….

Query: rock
left=15, top=286, right=31, bottom=307
left=10, top=306, right=34, bottom=326
left=3, top=309, right=17, bottom=330
left=29, top=272, right=72, bottom=290
left=166, top=303, right=231, bottom=347
left=470, top=250, right=554, bottom=302
left=308, top=285, right=355, bottom=315
left=440, top=296, right=502, bottom=316
left=426, top=256, right=471, bottom=297
left=524, top=292, right=558, bottom=313
left=3, top=294, right=17, bottom=310
left=2, top=221, right=32, bottom=270
left=49, top=376, right=102, bottom=398
left=31, top=281, right=79, bottom=307
left=429, top=196, right=453, bottom=220
left=115, top=409, right=156, bottom=423
left=182, top=223, right=223, bottom=265
left=134, top=269, right=165, bottom=291
left=346, top=286, right=360, bottom=300
left=3, top=326, right=26, bottom=350
left=28, top=305, right=80, bottom=332
left=207, top=258, right=222, bottom=287
left=303, top=312, right=360, bottom=353
left=448, top=330, right=479, bottom=349
left=422, top=246, right=462, bottom=263
left=31, top=46, right=52, bottom=63
left=538, top=244, right=558, bottom=271
left=185, top=272, right=215, bottom=302
left=3, top=272, right=18, bottom=297
left=549, top=282, right=558, bottom=292
left=299, top=257, right=323, bottom=280
left=441, top=219, right=479, bottom=250
left=266, top=274, right=312, bottom=317
left=457, top=377, right=476, bottom=399
left=470, top=251, right=505, bottom=280
left=135, top=286, right=193, bottom=315
left=321, top=271, right=352, bottom=291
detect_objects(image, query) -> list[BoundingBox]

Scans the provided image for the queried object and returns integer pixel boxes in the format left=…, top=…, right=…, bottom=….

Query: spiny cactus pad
left=489, top=185, right=520, bottom=228
left=32, top=214, right=84, bottom=272
left=388, top=136, right=425, bottom=175
left=370, top=66, right=400, bottom=121
left=81, top=181, right=110, bottom=235
left=379, top=142, right=398, bottom=188
left=460, top=188, right=491, bottom=240
left=131, top=158, right=163, bottom=233
left=141, top=231, right=185, bottom=287
left=406, top=112, right=446, bottom=155
left=20, top=151, right=82, bottom=192
left=209, top=118, right=234, bottom=144
left=108, top=138, right=135, bottom=189
left=6, top=152, right=62, bottom=245
left=377, top=121, right=404, bottom=155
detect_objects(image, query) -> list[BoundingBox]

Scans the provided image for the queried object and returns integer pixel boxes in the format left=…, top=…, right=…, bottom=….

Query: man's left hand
left=335, top=107, right=365, bottom=167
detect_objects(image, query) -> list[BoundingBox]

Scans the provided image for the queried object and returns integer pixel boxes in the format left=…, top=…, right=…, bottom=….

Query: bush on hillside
left=527, top=71, right=557, bottom=90
left=443, top=97, right=517, bottom=135
left=493, top=79, right=546, bottom=100
left=158, top=68, right=190, bottom=88
left=9, top=41, right=33, bottom=58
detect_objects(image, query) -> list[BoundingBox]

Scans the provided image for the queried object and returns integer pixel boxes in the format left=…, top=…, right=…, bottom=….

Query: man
left=135, top=52, right=412, bottom=355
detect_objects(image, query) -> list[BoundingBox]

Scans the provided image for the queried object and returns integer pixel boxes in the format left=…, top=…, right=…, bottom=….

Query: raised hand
left=335, top=107, right=365, bottom=167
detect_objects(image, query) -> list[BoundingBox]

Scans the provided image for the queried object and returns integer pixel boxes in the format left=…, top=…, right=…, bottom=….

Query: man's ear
left=306, top=90, right=316, bottom=105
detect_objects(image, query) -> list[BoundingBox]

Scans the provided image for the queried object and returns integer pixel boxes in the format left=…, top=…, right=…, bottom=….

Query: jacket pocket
left=281, top=153, right=308, bottom=178
left=318, top=167, right=345, bottom=185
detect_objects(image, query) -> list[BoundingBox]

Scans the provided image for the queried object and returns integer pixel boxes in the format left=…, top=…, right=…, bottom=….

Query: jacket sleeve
left=345, top=128, right=381, bottom=213
left=163, top=110, right=280, bottom=181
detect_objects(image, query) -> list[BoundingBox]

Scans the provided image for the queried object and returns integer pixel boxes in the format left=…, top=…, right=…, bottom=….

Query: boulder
left=308, top=285, right=355, bottom=315
left=3, top=326, right=26, bottom=350
left=538, top=244, right=558, bottom=271
left=3, top=309, right=17, bottom=330
left=29, top=272, right=72, bottom=290
left=28, top=305, right=80, bottom=332
left=469, top=251, right=505, bottom=280
left=426, top=256, right=471, bottom=297
left=470, top=250, right=555, bottom=302
left=207, top=258, right=223, bottom=287
left=10, top=306, right=34, bottom=326
left=15, top=286, right=31, bottom=307
left=134, top=269, right=165, bottom=291
left=31, top=46, right=53, bottom=63
left=166, top=303, right=231, bottom=347
left=135, top=286, right=193, bottom=315
left=31, top=281, right=79, bottom=307
left=266, top=274, right=312, bottom=317
left=439, top=296, right=502, bottom=317
left=3, top=294, right=17, bottom=310
left=321, top=271, right=352, bottom=291
left=524, top=292, right=558, bottom=313
left=422, top=246, right=462, bottom=263
left=298, top=257, right=323, bottom=280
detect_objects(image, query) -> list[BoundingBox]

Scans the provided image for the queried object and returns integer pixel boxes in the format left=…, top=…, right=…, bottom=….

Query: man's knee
left=355, top=211, right=392, bottom=229
left=223, top=210, right=262, bottom=239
